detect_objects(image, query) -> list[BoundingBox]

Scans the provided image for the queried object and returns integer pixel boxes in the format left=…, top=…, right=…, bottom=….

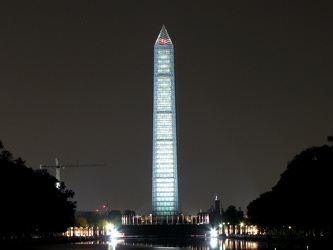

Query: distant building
left=151, top=25, right=179, bottom=220
left=212, top=195, right=222, bottom=227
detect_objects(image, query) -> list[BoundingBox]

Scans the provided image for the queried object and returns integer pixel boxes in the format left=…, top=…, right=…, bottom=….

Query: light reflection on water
left=74, top=237, right=312, bottom=250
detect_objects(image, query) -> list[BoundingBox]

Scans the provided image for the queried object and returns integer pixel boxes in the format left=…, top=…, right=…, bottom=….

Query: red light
left=160, top=39, right=166, bottom=44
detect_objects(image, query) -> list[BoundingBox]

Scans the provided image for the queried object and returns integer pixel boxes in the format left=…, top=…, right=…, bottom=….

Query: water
left=25, top=237, right=326, bottom=250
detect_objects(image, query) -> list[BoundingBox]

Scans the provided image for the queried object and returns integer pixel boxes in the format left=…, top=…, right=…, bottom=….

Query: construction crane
left=39, top=157, right=105, bottom=188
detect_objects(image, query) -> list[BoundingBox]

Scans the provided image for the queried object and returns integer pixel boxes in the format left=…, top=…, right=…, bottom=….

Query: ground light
left=210, top=228, right=218, bottom=238
left=106, top=223, right=120, bottom=239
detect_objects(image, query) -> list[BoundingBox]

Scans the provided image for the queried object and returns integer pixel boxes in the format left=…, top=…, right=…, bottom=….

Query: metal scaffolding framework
left=152, top=25, right=179, bottom=219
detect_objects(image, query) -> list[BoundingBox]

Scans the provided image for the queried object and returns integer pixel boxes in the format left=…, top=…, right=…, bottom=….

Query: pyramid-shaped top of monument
left=155, top=25, right=173, bottom=45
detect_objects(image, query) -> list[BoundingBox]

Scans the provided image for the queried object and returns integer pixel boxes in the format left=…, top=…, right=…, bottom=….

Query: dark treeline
left=0, top=141, right=76, bottom=240
left=1, top=136, right=332, bottom=240
left=246, top=136, right=333, bottom=237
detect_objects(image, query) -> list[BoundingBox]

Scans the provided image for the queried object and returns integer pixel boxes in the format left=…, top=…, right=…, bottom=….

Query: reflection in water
left=210, top=237, right=218, bottom=249
left=78, top=238, right=270, bottom=250
left=222, top=239, right=260, bottom=250
left=109, top=238, right=118, bottom=250
left=74, top=237, right=315, bottom=250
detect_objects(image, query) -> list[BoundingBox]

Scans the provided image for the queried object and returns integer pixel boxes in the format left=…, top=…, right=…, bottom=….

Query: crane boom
left=39, top=158, right=105, bottom=186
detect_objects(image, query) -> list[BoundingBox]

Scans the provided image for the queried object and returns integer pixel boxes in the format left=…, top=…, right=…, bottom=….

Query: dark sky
left=1, top=1, right=333, bottom=215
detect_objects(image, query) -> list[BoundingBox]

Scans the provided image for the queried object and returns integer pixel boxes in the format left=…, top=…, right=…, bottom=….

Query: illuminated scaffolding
left=152, top=25, right=179, bottom=219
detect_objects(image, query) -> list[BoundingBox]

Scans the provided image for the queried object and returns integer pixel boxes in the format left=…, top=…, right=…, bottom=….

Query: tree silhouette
left=0, top=140, right=77, bottom=240
left=247, top=136, right=333, bottom=237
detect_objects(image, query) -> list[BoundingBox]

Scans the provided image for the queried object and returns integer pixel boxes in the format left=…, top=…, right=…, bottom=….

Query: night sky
left=1, top=1, right=333, bottom=215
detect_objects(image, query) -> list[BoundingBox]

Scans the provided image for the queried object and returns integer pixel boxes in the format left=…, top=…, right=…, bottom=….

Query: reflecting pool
left=64, top=237, right=325, bottom=250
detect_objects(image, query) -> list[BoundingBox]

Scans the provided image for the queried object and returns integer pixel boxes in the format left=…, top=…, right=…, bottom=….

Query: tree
left=75, top=211, right=100, bottom=227
left=107, top=210, right=122, bottom=227
left=246, top=136, right=333, bottom=236
left=75, top=209, right=122, bottom=229
left=0, top=140, right=77, bottom=240
left=223, top=205, right=244, bottom=225
left=75, top=217, right=88, bottom=227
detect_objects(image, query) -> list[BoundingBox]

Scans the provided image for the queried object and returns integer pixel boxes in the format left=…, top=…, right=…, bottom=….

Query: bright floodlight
left=210, top=228, right=218, bottom=238
left=106, top=223, right=119, bottom=239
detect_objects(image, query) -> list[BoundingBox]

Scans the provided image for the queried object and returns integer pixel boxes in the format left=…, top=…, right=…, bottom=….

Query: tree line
left=0, top=141, right=76, bottom=240
left=1, top=136, right=332, bottom=240
left=246, top=136, right=333, bottom=237
left=198, top=136, right=332, bottom=238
